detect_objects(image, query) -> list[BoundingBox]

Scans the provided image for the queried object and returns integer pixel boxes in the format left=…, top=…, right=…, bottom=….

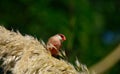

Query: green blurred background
left=0, top=0, right=120, bottom=74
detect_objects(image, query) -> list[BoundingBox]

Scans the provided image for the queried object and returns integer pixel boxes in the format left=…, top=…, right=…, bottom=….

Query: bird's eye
left=60, top=35, right=64, bottom=38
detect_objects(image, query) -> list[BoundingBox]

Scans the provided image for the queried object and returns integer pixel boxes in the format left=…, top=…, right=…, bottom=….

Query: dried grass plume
left=0, top=26, right=90, bottom=74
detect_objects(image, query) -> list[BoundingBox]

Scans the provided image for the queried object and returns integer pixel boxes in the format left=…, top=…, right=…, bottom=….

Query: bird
left=47, top=34, right=66, bottom=56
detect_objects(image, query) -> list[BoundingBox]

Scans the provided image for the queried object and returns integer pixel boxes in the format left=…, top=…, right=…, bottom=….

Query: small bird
left=47, top=34, right=66, bottom=56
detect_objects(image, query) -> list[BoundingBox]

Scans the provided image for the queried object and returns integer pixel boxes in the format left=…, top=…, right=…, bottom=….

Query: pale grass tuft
left=75, top=57, right=89, bottom=74
left=0, top=26, right=91, bottom=74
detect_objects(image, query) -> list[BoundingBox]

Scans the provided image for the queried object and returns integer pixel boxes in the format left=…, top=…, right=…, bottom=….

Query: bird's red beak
left=63, top=36, right=66, bottom=41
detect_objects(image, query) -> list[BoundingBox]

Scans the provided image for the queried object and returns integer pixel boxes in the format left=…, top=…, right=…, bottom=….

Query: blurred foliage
left=0, top=0, right=120, bottom=74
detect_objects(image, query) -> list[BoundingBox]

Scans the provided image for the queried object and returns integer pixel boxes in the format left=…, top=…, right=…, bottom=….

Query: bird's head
left=58, top=34, right=66, bottom=42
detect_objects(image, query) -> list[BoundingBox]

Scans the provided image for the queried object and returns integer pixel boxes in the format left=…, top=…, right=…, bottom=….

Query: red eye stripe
left=58, top=34, right=66, bottom=41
